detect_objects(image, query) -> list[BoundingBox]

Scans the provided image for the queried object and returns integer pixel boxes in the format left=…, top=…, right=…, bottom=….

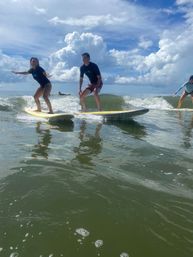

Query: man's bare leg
left=80, top=89, right=90, bottom=111
left=94, top=92, right=102, bottom=111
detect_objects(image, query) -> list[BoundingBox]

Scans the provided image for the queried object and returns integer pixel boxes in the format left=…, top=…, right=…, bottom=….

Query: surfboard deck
left=75, top=108, right=149, bottom=120
left=168, top=108, right=193, bottom=112
left=25, top=108, right=149, bottom=122
left=25, top=108, right=74, bottom=121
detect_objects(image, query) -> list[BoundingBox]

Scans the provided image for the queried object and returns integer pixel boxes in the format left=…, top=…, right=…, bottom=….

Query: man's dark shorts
left=85, top=82, right=103, bottom=94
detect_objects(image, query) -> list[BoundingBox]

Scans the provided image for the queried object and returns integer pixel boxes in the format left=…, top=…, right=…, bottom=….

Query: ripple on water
left=120, top=253, right=129, bottom=257
left=94, top=239, right=103, bottom=248
left=9, top=253, right=19, bottom=257
left=75, top=228, right=90, bottom=237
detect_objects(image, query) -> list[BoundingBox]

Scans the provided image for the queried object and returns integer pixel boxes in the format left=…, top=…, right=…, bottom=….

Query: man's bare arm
left=79, top=77, right=83, bottom=94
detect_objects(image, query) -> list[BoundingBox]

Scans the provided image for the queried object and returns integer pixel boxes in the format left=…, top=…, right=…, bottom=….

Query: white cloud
left=138, top=38, right=153, bottom=49
left=0, top=0, right=171, bottom=58
left=110, top=18, right=193, bottom=86
left=0, top=51, right=28, bottom=82
left=49, top=14, right=127, bottom=29
left=34, top=6, right=47, bottom=15
left=1, top=0, right=193, bottom=89
left=176, top=0, right=193, bottom=5
left=109, top=48, right=143, bottom=71
left=48, top=31, right=109, bottom=81
left=51, top=64, right=79, bottom=82
left=160, top=8, right=178, bottom=15
left=115, top=75, right=137, bottom=84
left=2, top=16, right=193, bottom=87
left=50, top=31, right=107, bottom=66
left=48, top=5, right=161, bottom=40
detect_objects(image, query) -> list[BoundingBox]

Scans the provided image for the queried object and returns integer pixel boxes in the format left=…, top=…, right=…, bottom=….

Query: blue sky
left=133, top=0, right=175, bottom=8
left=0, top=0, right=193, bottom=88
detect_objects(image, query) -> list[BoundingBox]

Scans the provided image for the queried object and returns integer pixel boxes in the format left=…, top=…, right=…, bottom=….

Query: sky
left=0, top=0, right=193, bottom=89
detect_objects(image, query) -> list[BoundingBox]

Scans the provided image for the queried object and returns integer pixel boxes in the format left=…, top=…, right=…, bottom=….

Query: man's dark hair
left=82, top=52, right=90, bottom=58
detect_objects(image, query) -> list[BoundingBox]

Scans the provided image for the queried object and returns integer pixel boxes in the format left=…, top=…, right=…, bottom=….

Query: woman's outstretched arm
left=12, top=71, right=29, bottom=75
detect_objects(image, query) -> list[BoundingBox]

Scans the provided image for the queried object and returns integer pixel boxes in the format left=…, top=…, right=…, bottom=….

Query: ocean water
left=0, top=84, right=193, bottom=257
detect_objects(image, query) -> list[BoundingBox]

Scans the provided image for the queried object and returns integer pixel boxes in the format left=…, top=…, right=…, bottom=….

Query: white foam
left=17, top=95, right=81, bottom=123
left=75, top=228, right=90, bottom=237
left=9, top=253, right=19, bottom=257
left=21, top=95, right=79, bottom=113
left=25, top=233, right=29, bottom=238
left=74, top=113, right=103, bottom=122
left=0, top=97, right=14, bottom=109
left=12, top=95, right=103, bottom=124
left=51, top=95, right=80, bottom=113
left=21, top=96, right=35, bottom=108
left=120, top=253, right=129, bottom=257
left=124, top=96, right=173, bottom=110
left=17, top=113, right=46, bottom=123
left=94, top=240, right=103, bottom=248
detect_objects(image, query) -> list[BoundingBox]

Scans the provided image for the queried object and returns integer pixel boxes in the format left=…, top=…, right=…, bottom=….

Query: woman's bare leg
left=177, top=91, right=187, bottom=108
left=34, top=87, right=43, bottom=111
left=191, top=93, right=193, bottom=106
left=43, top=84, right=53, bottom=113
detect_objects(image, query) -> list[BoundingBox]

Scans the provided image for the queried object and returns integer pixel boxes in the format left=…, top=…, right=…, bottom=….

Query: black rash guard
left=80, top=62, right=101, bottom=84
left=28, top=66, right=50, bottom=87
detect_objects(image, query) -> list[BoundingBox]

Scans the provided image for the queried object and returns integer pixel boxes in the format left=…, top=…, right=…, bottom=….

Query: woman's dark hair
left=189, top=75, right=193, bottom=80
left=30, top=57, right=39, bottom=66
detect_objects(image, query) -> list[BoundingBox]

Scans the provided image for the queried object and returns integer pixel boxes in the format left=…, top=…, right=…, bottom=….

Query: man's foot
left=34, top=109, right=41, bottom=112
left=48, top=111, right=54, bottom=114
left=80, top=107, right=87, bottom=112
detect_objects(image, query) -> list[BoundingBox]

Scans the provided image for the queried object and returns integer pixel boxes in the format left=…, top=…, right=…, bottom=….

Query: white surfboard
left=25, top=108, right=149, bottom=122
left=75, top=108, right=149, bottom=120
left=25, top=108, right=74, bottom=121
left=168, top=108, right=193, bottom=112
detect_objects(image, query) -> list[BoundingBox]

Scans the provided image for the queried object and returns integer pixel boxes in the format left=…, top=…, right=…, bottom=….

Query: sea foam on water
left=75, top=228, right=90, bottom=237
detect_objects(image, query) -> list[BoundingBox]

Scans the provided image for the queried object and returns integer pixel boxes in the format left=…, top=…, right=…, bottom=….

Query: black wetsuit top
left=80, top=62, right=101, bottom=84
left=28, top=66, right=50, bottom=87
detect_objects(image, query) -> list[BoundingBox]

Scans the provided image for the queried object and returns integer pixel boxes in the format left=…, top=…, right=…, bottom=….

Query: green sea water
left=0, top=91, right=193, bottom=257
